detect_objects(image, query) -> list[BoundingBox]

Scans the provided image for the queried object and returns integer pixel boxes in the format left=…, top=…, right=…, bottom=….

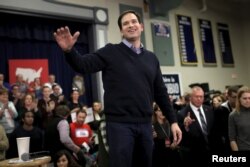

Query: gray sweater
left=228, top=107, right=250, bottom=150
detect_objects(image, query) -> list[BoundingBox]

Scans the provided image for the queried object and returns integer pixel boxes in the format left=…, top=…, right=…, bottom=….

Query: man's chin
left=126, top=36, right=139, bottom=42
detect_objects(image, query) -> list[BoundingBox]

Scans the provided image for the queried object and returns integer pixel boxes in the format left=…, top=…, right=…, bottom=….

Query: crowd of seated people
left=1, top=72, right=249, bottom=167
left=0, top=73, right=102, bottom=167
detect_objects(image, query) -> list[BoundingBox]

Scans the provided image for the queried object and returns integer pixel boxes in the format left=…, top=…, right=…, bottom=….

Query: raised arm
left=53, top=26, right=80, bottom=52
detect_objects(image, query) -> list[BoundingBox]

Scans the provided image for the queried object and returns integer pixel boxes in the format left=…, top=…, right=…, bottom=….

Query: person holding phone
left=70, top=108, right=97, bottom=167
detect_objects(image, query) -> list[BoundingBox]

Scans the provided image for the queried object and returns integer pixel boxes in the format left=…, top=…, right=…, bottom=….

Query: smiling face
left=120, top=12, right=143, bottom=43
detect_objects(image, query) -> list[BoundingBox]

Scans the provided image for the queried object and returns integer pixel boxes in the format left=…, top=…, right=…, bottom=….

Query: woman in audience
left=152, top=103, right=181, bottom=167
left=17, top=93, right=42, bottom=127
left=211, top=94, right=225, bottom=110
left=0, top=88, right=18, bottom=159
left=37, top=86, right=55, bottom=129
left=54, top=149, right=81, bottom=167
left=228, top=86, right=250, bottom=151
left=8, top=84, right=23, bottom=112
left=0, top=88, right=18, bottom=135
left=0, top=124, right=9, bottom=161
left=67, top=88, right=83, bottom=123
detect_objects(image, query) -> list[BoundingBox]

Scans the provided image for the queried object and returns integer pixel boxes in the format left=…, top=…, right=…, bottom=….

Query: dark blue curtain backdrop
left=0, top=13, right=93, bottom=106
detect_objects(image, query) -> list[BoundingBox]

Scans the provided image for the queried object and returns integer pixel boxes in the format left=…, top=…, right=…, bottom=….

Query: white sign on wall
left=162, top=73, right=182, bottom=100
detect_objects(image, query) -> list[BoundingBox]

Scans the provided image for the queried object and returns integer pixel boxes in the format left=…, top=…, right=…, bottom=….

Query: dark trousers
left=106, top=122, right=153, bottom=167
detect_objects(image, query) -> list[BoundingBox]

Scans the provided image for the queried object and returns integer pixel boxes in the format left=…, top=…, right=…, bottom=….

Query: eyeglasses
left=72, top=87, right=79, bottom=91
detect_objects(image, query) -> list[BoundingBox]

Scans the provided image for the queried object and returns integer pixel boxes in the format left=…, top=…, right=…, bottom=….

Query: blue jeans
left=106, top=122, right=153, bottom=167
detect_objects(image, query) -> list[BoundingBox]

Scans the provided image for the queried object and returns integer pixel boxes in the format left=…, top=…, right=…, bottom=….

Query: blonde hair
left=235, top=86, right=250, bottom=112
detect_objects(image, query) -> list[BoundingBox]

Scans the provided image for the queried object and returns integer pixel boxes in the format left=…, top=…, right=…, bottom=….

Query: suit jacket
left=178, top=104, right=214, bottom=152
left=212, top=102, right=232, bottom=152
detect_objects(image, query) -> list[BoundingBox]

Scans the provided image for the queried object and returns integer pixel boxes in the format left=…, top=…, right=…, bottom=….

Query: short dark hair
left=21, top=110, right=35, bottom=120
left=55, top=105, right=70, bottom=117
left=117, top=10, right=142, bottom=30
left=227, top=86, right=239, bottom=96
left=76, top=108, right=87, bottom=116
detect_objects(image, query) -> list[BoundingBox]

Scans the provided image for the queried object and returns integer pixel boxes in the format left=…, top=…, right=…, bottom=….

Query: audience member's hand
left=31, top=100, right=38, bottom=111
left=58, top=95, right=64, bottom=102
left=184, top=112, right=195, bottom=131
left=88, top=135, right=95, bottom=145
left=76, top=149, right=86, bottom=165
left=152, top=126, right=157, bottom=138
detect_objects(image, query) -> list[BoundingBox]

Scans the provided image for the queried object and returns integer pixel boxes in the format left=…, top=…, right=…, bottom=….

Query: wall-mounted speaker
left=148, top=0, right=183, bottom=18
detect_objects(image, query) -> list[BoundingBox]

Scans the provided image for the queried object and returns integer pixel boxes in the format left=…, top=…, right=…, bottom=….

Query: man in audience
left=70, top=109, right=94, bottom=148
left=178, top=86, right=214, bottom=166
left=212, top=86, right=239, bottom=152
left=44, top=105, right=86, bottom=166
left=0, top=73, right=11, bottom=91
left=50, top=84, right=67, bottom=105
left=8, top=110, right=43, bottom=158
left=70, top=109, right=96, bottom=166
left=44, top=74, right=62, bottom=94
left=15, top=74, right=28, bottom=95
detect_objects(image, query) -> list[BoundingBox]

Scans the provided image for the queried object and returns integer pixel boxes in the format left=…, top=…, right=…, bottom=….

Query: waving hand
left=53, top=26, right=80, bottom=52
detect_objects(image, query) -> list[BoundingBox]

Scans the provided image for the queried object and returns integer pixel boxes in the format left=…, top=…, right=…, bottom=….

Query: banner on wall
left=9, top=59, right=49, bottom=85
left=162, top=73, right=182, bottom=100
left=217, top=23, right=234, bottom=67
left=198, top=19, right=217, bottom=66
left=176, top=14, right=197, bottom=66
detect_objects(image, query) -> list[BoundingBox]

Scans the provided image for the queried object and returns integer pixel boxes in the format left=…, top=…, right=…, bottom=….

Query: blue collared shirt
left=122, top=39, right=143, bottom=54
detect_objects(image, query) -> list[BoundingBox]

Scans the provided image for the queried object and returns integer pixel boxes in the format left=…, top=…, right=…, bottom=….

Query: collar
left=190, top=103, right=201, bottom=112
left=122, top=39, right=144, bottom=49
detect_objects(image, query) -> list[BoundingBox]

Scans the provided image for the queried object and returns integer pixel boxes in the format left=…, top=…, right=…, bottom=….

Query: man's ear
left=140, top=23, right=144, bottom=32
left=120, top=30, right=124, bottom=39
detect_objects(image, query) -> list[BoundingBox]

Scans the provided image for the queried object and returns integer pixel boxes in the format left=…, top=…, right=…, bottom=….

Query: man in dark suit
left=212, top=86, right=239, bottom=152
left=178, top=86, right=214, bottom=166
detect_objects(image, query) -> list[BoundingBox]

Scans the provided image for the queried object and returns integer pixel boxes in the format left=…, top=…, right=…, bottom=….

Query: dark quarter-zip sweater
left=65, top=42, right=177, bottom=124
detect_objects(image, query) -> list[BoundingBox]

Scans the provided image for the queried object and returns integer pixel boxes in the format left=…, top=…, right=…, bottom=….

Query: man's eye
left=123, top=22, right=128, bottom=26
left=132, top=20, right=138, bottom=24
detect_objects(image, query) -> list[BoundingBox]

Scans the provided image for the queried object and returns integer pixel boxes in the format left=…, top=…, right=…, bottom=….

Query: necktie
left=198, top=108, right=208, bottom=135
